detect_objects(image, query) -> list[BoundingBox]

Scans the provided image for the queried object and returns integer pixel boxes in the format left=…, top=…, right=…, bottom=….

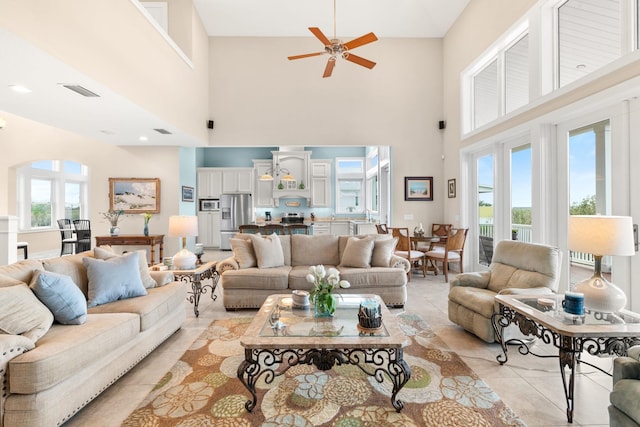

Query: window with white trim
left=335, top=158, right=364, bottom=214
left=366, top=148, right=379, bottom=213
left=17, top=160, right=89, bottom=230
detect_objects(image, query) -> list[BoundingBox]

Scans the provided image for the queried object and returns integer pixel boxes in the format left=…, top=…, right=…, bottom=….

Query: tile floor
left=64, top=251, right=613, bottom=426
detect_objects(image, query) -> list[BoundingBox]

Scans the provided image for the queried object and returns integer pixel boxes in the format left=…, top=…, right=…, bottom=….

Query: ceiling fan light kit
left=287, top=0, right=378, bottom=78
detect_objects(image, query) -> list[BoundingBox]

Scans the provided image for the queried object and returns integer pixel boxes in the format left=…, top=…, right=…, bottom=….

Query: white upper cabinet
left=197, top=168, right=222, bottom=199
left=253, top=160, right=275, bottom=207
left=222, top=168, right=253, bottom=194
left=310, top=160, right=331, bottom=207
left=272, top=150, right=311, bottom=203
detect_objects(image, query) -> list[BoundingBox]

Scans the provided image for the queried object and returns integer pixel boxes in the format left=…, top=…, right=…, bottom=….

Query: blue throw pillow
left=30, top=270, right=87, bottom=325
left=83, top=252, right=147, bottom=307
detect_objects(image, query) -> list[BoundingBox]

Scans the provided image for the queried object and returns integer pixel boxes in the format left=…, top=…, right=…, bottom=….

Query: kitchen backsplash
left=254, top=199, right=374, bottom=221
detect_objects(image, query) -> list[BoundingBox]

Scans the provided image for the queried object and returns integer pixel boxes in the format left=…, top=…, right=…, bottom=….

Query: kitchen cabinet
left=330, top=221, right=349, bottom=236
left=197, top=168, right=222, bottom=199
left=310, top=160, right=331, bottom=207
left=350, top=221, right=377, bottom=235
left=312, top=222, right=330, bottom=235
left=253, top=160, right=275, bottom=207
left=197, top=211, right=220, bottom=248
left=222, top=168, right=253, bottom=194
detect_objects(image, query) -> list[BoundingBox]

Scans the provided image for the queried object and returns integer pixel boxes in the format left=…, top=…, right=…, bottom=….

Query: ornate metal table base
left=492, top=304, right=640, bottom=423
left=237, top=347, right=410, bottom=412
left=174, top=265, right=219, bottom=317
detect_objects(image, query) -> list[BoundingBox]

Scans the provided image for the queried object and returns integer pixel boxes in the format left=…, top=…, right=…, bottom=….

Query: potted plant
left=512, top=229, right=518, bottom=240
left=306, top=265, right=350, bottom=317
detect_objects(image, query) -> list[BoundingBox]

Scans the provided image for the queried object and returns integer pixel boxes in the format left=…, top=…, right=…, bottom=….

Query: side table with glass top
left=152, top=261, right=218, bottom=317
left=492, top=293, right=640, bottom=423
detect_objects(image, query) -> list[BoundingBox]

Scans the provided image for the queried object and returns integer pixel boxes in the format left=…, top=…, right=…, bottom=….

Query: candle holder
left=357, top=299, right=382, bottom=335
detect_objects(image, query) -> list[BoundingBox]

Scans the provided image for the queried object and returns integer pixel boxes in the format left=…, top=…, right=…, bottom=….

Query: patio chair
left=57, top=218, right=77, bottom=256
left=72, top=219, right=91, bottom=253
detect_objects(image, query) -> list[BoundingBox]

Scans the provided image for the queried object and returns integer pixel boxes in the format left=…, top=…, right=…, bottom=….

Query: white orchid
left=307, top=264, right=350, bottom=300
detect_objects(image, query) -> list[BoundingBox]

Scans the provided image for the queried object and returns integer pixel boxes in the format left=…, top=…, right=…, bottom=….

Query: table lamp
left=568, top=215, right=635, bottom=313
left=169, top=215, right=198, bottom=270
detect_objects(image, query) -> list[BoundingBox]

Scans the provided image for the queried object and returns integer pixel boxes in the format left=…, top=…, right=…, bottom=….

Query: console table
left=94, top=234, right=164, bottom=265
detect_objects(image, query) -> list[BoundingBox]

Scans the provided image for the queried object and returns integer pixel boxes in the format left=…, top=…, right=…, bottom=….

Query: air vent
left=61, top=84, right=100, bottom=97
left=153, top=128, right=172, bottom=135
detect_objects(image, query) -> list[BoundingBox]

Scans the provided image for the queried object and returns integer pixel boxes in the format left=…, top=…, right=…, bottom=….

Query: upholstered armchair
left=448, top=240, right=562, bottom=343
left=610, top=346, right=640, bottom=427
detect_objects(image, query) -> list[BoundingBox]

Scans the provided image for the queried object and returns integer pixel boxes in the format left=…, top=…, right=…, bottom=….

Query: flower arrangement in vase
left=141, top=213, right=152, bottom=236
left=101, top=210, right=124, bottom=236
left=306, top=265, right=350, bottom=317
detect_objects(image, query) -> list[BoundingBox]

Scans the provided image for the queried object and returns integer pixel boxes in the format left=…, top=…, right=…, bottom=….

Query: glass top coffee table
left=237, top=294, right=410, bottom=413
left=493, top=293, right=640, bottom=423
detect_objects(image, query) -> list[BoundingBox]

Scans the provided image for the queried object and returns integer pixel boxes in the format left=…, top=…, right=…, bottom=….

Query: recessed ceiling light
left=139, top=136, right=149, bottom=141
left=8, top=84, right=31, bottom=93
left=576, top=64, right=587, bottom=70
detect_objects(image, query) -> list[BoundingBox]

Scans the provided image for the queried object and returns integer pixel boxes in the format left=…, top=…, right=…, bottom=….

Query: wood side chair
left=425, top=228, right=468, bottom=282
left=391, top=227, right=426, bottom=281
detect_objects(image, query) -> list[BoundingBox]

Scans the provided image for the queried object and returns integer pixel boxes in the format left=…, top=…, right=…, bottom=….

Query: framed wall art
left=109, top=178, right=160, bottom=213
left=404, top=176, right=433, bottom=201
left=448, top=179, right=456, bottom=198
left=182, top=186, right=194, bottom=202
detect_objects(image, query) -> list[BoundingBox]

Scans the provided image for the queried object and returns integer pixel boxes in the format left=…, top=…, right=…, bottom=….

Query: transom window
left=17, top=160, right=89, bottom=230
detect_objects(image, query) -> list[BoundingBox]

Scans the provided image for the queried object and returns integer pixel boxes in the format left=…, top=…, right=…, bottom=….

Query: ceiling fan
left=287, top=0, right=378, bottom=78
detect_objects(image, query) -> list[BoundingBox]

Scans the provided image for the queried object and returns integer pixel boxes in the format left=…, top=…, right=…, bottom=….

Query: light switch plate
left=403, top=214, right=414, bottom=220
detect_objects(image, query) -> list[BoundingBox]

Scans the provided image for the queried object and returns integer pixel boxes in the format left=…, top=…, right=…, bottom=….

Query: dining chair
left=287, top=224, right=310, bottom=235
left=72, top=219, right=92, bottom=253
left=262, top=224, right=285, bottom=235
left=391, top=227, right=426, bottom=281
left=239, top=224, right=261, bottom=234
left=57, top=219, right=77, bottom=256
left=376, top=224, right=389, bottom=234
left=425, top=228, right=468, bottom=282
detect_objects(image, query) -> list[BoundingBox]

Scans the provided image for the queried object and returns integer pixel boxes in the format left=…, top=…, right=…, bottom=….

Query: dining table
left=410, top=235, right=448, bottom=275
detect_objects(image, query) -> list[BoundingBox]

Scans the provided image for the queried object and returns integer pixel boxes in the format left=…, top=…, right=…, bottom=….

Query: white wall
left=208, top=36, right=445, bottom=228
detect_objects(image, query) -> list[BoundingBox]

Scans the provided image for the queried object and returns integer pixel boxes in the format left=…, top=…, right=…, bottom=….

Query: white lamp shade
left=568, top=215, right=634, bottom=256
left=168, top=215, right=198, bottom=238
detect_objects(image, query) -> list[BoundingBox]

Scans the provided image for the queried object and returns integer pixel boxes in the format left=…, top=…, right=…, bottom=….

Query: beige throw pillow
left=0, top=284, right=54, bottom=342
left=249, top=233, right=285, bottom=269
left=94, top=246, right=157, bottom=289
left=371, top=237, right=399, bottom=267
left=229, top=238, right=257, bottom=269
left=340, top=236, right=375, bottom=268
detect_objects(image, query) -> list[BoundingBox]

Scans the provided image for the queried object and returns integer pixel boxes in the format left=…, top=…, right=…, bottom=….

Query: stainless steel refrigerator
left=219, top=194, right=253, bottom=250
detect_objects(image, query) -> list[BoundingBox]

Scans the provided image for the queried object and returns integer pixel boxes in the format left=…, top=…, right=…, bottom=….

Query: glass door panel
left=511, top=144, right=532, bottom=242
left=478, top=154, right=494, bottom=266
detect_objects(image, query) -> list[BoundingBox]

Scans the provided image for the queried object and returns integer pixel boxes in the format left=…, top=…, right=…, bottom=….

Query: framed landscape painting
left=405, top=176, right=433, bottom=201
left=109, top=178, right=160, bottom=213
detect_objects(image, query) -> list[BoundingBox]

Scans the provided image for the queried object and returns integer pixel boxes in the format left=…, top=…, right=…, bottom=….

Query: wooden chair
left=287, top=224, right=310, bottom=235
left=262, top=224, right=285, bottom=235
left=376, top=224, right=389, bottom=234
left=425, top=228, right=468, bottom=282
left=57, top=218, right=77, bottom=256
left=72, top=219, right=92, bottom=253
left=239, top=224, right=260, bottom=234
left=391, top=227, right=426, bottom=281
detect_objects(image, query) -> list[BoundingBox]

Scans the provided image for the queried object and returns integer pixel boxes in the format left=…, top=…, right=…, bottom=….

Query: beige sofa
left=218, top=234, right=410, bottom=310
left=448, top=240, right=562, bottom=343
left=0, top=250, right=187, bottom=427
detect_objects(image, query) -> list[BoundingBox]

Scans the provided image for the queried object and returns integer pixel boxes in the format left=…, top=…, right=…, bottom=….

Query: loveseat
left=448, top=240, right=562, bottom=343
left=217, top=233, right=410, bottom=310
left=610, top=346, right=640, bottom=427
left=0, top=248, right=187, bottom=427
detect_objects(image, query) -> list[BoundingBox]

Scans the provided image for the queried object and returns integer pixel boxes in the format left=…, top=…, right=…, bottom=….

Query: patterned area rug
left=122, top=314, right=526, bottom=426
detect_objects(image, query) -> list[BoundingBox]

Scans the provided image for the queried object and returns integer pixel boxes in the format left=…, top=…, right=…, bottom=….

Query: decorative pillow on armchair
left=339, top=236, right=375, bottom=268
left=83, top=252, right=147, bottom=307
left=248, top=233, right=285, bottom=268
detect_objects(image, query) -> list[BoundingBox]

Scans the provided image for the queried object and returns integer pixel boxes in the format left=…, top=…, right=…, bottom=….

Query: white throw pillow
left=339, top=236, right=375, bottom=268
left=249, top=233, right=285, bottom=269
left=0, top=284, right=54, bottom=342
left=83, top=252, right=148, bottom=307
left=94, top=246, right=157, bottom=289
left=229, top=238, right=257, bottom=268
left=371, top=237, right=399, bottom=267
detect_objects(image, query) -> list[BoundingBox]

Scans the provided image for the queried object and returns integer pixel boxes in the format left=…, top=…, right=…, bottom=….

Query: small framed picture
left=181, top=186, right=194, bottom=202
left=448, top=179, right=456, bottom=198
left=404, top=176, right=433, bottom=201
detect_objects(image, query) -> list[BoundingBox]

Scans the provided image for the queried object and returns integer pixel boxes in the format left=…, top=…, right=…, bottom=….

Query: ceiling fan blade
left=343, top=32, right=378, bottom=50
left=344, top=53, right=376, bottom=69
left=288, top=52, right=325, bottom=60
left=309, top=27, right=332, bottom=46
left=323, top=59, right=336, bottom=78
